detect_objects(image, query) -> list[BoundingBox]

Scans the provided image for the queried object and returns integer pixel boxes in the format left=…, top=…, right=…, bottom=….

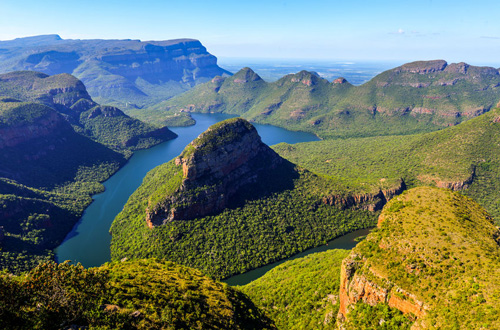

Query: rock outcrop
left=336, top=187, right=500, bottom=329
left=146, top=118, right=285, bottom=227
left=395, top=60, right=448, bottom=74
left=337, top=254, right=428, bottom=325
left=322, top=179, right=406, bottom=211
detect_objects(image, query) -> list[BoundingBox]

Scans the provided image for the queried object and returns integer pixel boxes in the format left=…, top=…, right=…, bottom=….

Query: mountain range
left=0, top=35, right=230, bottom=108
left=153, top=61, right=500, bottom=139
left=2, top=41, right=500, bottom=329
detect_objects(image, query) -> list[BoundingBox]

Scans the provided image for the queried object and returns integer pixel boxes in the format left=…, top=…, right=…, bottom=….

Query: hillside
left=338, top=186, right=500, bottom=329
left=0, top=259, right=276, bottom=330
left=151, top=61, right=500, bottom=138
left=273, top=107, right=500, bottom=222
left=240, top=249, right=350, bottom=330
left=110, top=118, right=377, bottom=279
left=0, top=71, right=177, bottom=151
left=0, top=35, right=231, bottom=108
left=0, top=72, right=176, bottom=273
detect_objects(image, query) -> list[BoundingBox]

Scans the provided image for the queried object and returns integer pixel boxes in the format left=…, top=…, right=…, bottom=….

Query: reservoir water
left=55, top=113, right=320, bottom=268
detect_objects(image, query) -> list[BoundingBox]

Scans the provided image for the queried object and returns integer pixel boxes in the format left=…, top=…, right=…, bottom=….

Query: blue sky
left=1, top=0, right=499, bottom=65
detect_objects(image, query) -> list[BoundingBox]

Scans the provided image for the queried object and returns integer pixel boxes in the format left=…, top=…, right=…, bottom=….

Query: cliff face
left=337, top=254, right=428, bottom=327
left=146, top=118, right=284, bottom=227
left=336, top=187, right=500, bottom=329
left=0, top=35, right=231, bottom=107
left=0, top=103, right=71, bottom=149
left=322, top=179, right=406, bottom=211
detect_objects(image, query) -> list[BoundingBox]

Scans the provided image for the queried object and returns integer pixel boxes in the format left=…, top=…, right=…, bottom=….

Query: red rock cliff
left=146, top=118, right=285, bottom=227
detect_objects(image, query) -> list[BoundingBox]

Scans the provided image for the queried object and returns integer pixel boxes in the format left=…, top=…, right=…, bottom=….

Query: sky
left=1, top=0, right=500, bottom=65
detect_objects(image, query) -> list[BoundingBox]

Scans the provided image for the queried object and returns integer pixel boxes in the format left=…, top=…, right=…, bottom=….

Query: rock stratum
left=0, top=34, right=231, bottom=107
left=146, top=118, right=284, bottom=226
left=337, top=187, right=500, bottom=329
left=156, top=61, right=500, bottom=139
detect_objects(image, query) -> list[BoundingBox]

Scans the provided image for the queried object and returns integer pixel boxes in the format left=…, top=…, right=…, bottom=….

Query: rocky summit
left=146, top=118, right=284, bottom=227
left=337, top=186, right=500, bottom=329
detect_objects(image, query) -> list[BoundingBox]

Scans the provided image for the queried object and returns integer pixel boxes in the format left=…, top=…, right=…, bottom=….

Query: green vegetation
left=273, top=108, right=500, bottom=221
left=349, top=187, right=500, bottom=329
left=240, top=249, right=349, bottom=330
left=146, top=62, right=500, bottom=139
left=78, top=105, right=177, bottom=151
left=345, top=303, right=412, bottom=330
left=0, top=71, right=176, bottom=273
left=110, top=160, right=375, bottom=279
left=0, top=71, right=177, bottom=153
left=0, top=259, right=275, bottom=329
left=0, top=35, right=230, bottom=109
left=126, top=108, right=196, bottom=127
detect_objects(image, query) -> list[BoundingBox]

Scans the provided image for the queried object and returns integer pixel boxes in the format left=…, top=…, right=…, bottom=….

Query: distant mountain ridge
left=0, top=34, right=231, bottom=108
left=156, top=60, right=500, bottom=139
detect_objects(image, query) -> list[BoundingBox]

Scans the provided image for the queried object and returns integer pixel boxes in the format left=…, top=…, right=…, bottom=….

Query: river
left=224, top=228, right=370, bottom=286
left=55, top=113, right=320, bottom=268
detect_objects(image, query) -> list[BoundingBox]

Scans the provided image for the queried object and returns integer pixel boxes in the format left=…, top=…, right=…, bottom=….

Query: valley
left=56, top=113, right=319, bottom=267
left=1, top=36, right=500, bottom=329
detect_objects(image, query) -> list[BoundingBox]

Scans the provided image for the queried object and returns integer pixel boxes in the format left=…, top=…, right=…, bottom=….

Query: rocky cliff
left=336, top=187, right=500, bottom=329
left=0, top=102, right=72, bottom=150
left=322, top=179, right=406, bottom=211
left=0, top=35, right=231, bottom=107
left=146, top=118, right=284, bottom=227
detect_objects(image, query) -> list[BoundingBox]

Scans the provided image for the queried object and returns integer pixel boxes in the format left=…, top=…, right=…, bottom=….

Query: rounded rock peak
left=233, top=67, right=263, bottom=83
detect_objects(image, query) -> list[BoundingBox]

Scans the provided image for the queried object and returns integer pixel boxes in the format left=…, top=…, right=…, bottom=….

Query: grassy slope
left=239, top=249, right=350, bottom=330
left=0, top=259, right=276, bottom=330
left=110, top=158, right=375, bottom=280
left=349, top=187, right=500, bottom=329
left=144, top=62, right=500, bottom=139
left=273, top=107, right=500, bottom=221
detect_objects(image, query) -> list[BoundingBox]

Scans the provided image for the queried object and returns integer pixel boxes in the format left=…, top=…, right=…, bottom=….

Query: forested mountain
left=0, top=259, right=276, bottom=330
left=338, top=187, right=500, bottom=329
left=152, top=61, right=500, bottom=139
left=0, top=71, right=176, bottom=272
left=110, top=118, right=377, bottom=279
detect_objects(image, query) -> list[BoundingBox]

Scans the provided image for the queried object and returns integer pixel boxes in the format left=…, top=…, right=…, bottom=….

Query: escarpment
left=337, top=187, right=500, bottom=329
left=322, top=179, right=406, bottom=211
left=0, top=35, right=231, bottom=106
left=162, top=60, right=500, bottom=139
left=146, top=118, right=286, bottom=227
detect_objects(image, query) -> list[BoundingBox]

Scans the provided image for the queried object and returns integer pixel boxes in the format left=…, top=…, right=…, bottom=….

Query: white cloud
left=398, top=28, right=405, bottom=34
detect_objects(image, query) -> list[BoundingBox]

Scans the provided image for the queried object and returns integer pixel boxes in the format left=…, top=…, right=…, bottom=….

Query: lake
left=55, top=113, right=320, bottom=267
